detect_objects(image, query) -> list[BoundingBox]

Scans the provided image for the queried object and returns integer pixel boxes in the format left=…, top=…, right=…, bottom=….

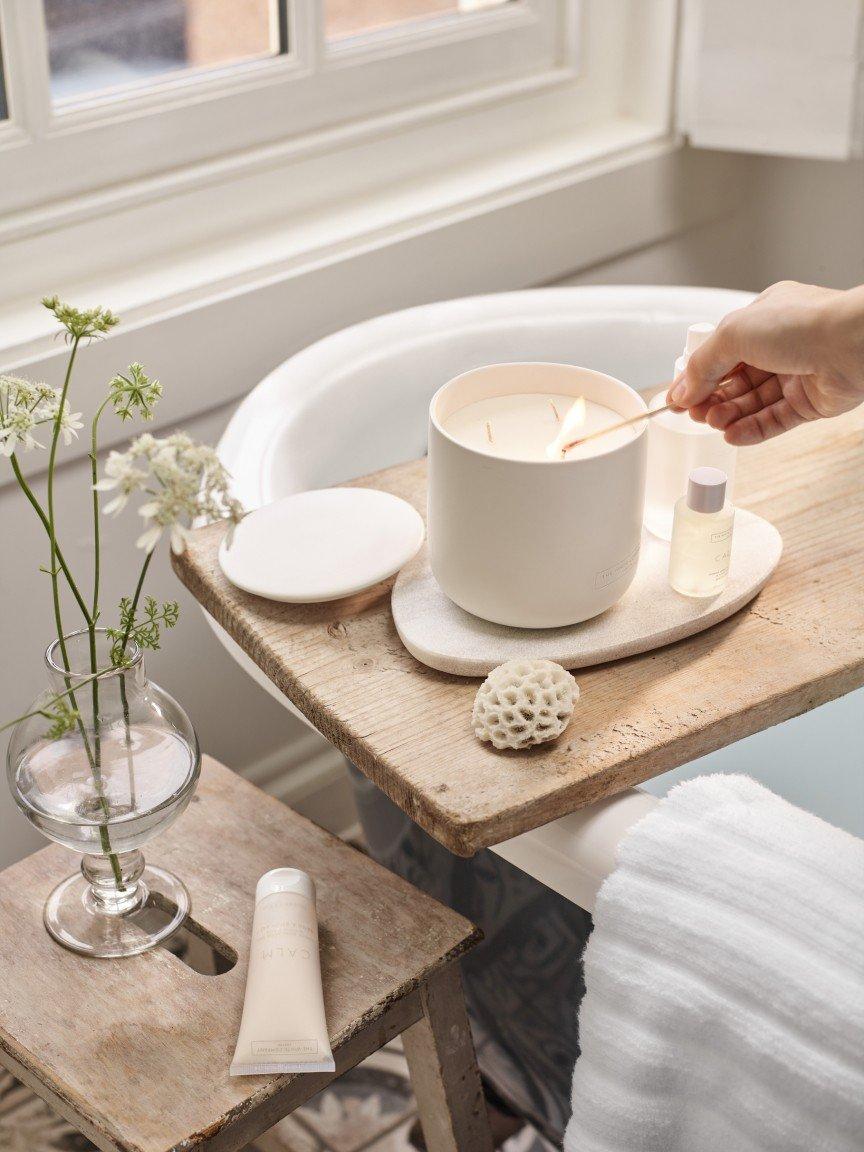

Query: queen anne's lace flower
left=94, top=431, right=243, bottom=553
left=108, top=363, right=162, bottom=422
left=0, top=374, right=82, bottom=456
left=58, top=406, right=84, bottom=446
left=42, top=295, right=119, bottom=342
left=93, top=449, right=150, bottom=515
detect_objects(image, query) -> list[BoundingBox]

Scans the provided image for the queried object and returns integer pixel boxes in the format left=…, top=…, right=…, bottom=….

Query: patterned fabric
left=0, top=1048, right=554, bottom=1152
left=348, top=765, right=592, bottom=1144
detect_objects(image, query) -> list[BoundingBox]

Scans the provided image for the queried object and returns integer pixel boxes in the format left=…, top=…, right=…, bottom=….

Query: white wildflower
left=58, top=405, right=84, bottom=446
left=93, top=449, right=149, bottom=515
left=94, top=431, right=243, bottom=552
left=0, top=410, right=42, bottom=454
left=0, top=374, right=69, bottom=455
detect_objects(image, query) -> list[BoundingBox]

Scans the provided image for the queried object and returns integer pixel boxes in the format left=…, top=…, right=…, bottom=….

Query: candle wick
left=485, top=420, right=494, bottom=444
left=550, top=401, right=560, bottom=422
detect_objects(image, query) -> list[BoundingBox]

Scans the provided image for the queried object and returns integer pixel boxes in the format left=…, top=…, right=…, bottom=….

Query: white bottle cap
left=687, top=467, right=727, bottom=513
left=675, top=322, right=716, bottom=376
left=684, top=322, right=715, bottom=358
left=255, top=867, right=316, bottom=904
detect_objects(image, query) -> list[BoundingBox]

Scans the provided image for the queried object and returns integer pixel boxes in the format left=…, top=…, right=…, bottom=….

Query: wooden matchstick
left=560, top=404, right=671, bottom=453
left=561, top=368, right=742, bottom=454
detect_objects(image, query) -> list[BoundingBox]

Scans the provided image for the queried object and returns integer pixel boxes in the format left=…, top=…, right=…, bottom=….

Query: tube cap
left=255, top=868, right=316, bottom=904
left=687, top=467, right=727, bottom=513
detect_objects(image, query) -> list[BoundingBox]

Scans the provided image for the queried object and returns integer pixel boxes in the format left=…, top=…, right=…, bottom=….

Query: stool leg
left=403, top=965, right=493, bottom=1152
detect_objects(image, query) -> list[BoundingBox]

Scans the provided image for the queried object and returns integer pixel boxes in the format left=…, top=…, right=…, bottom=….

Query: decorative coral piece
left=472, top=659, right=578, bottom=750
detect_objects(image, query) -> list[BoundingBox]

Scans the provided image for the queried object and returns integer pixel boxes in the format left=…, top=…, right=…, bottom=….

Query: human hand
left=667, top=281, right=864, bottom=445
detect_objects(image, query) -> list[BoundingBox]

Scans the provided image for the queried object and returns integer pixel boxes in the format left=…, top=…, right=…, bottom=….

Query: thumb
left=669, top=322, right=746, bottom=409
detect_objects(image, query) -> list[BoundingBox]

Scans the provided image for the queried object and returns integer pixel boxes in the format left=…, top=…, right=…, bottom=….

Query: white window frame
left=0, top=0, right=571, bottom=216
left=0, top=0, right=685, bottom=373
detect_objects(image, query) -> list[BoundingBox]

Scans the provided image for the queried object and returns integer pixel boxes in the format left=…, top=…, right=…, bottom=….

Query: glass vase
left=6, top=629, right=201, bottom=958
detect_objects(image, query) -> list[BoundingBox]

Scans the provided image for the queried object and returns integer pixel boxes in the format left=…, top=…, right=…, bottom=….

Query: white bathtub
left=210, top=287, right=864, bottom=907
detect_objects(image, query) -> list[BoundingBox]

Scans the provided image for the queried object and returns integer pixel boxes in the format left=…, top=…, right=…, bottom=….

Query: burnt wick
left=485, top=421, right=494, bottom=444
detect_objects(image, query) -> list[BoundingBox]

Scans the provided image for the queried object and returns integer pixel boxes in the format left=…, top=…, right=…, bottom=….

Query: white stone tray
left=391, top=510, right=782, bottom=676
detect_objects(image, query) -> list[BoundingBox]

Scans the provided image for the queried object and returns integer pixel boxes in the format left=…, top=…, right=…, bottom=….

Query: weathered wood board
left=173, top=409, right=864, bottom=856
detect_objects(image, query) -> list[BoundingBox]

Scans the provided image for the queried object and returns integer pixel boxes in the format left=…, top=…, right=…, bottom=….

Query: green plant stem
left=119, top=674, right=137, bottom=808
left=115, top=550, right=154, bottom=812
left=90, top=399, right=136, bottom=807
left=120, top=551, right=154, bottom=652
left=90, top=398, right=109, bottom=622
left=0, top=671, right=102, bottom=736
left=88, top=401, right=106, bottom=823
left=46, top=336, right=80, bottom=666
left=47, top=338, right=123, bottom=888
left=9, top=454, right=92, bottom=626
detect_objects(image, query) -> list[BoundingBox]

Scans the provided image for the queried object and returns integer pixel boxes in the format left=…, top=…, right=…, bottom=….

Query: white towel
left=564, top=774, right=864, bottom=1152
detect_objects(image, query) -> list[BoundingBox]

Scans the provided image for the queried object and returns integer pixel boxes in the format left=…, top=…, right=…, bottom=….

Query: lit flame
left=545, top=396, right=586, bottom=460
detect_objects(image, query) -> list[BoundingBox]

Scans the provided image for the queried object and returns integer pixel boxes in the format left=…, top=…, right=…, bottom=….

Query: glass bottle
left=7, top=628, right=200, bottom=958
left=668, top=467, right=735, bottom=598
left=645, top=323, right=737, bottom=541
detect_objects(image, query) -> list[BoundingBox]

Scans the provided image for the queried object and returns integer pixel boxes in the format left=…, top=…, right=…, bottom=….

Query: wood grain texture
left=173, top=408, right=864, bottom=857
left=0, top=758, right=480, bottom=1152
left=403, top=965, right=493, bottom=1152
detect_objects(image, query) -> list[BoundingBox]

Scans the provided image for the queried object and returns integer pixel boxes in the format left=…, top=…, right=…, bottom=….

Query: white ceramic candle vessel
left=428, top=363, right=648, bottom=628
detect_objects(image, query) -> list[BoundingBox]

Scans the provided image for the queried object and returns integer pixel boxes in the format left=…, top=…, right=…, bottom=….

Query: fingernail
left=670, top=382, right=687, bottom=404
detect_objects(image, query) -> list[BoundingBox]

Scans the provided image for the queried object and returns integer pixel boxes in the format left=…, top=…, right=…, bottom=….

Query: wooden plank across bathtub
left=173, top=407, right=864, bottom=857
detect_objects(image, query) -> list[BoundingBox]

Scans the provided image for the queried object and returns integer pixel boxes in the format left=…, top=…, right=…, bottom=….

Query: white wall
left=560, top=154, right=864, bottom=292
left=2, top=148, right=862, bottom=866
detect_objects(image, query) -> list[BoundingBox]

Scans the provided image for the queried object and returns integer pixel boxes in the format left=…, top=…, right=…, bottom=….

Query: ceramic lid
left=219, top=487, right=425, bottom=603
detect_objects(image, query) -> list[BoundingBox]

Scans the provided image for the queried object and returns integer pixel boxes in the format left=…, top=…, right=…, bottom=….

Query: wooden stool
left=0, top=757, right=492, bottom=1152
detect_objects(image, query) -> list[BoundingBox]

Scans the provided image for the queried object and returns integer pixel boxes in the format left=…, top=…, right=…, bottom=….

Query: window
left=0, top=0, right=680, bottom=329
left=326, top=1, right=509, bottom=41
left=0, top=0, right=566, bottom=219
left=45, top=1, right=285, bottom=103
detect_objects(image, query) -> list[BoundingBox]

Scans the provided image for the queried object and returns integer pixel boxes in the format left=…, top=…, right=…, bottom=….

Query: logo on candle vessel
left=594, top=542, right=640, bottom=589
left=545, top=396, right=586, bottom=459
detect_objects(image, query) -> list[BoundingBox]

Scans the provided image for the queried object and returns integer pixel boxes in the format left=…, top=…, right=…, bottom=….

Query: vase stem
left=82, top=850, right=146, bottom=916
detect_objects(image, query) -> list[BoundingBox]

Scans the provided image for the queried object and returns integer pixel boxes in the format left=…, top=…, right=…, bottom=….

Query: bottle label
left=710, top=526, right=733, bottom=543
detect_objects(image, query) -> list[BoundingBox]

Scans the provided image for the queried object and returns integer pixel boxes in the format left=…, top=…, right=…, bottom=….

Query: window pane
left=46, top=0, right=283, bottom=102
left=326, top=0, right=509, bottom=42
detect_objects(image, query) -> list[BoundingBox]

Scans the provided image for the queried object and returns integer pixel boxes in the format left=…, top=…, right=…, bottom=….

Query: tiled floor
left=0, top=1042, right=556, bottom=1152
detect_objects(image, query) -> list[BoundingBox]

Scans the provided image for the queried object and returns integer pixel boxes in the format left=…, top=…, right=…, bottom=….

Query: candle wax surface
left=444, top=393, right=638, bottom=461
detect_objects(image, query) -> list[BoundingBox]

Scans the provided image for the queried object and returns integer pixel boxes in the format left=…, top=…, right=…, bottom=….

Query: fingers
left=704, top=374, right=784, bottom=431
left=723, top=398, right=808, bottom=446
left=685, top=366, right=774, bottom=424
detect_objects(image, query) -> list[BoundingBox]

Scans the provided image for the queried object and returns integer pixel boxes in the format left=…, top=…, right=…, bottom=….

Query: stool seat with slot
left=0, top=757, right=492, bottom=1152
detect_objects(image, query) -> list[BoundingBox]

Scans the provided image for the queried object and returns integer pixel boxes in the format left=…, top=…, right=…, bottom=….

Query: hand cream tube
left=230, top=868, right=335, bottom=1075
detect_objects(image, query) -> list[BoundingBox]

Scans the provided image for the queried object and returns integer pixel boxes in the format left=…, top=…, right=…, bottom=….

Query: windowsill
left=0, top=112, right=749, bottom=482
left=2, top=117, right=670, bottom=360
